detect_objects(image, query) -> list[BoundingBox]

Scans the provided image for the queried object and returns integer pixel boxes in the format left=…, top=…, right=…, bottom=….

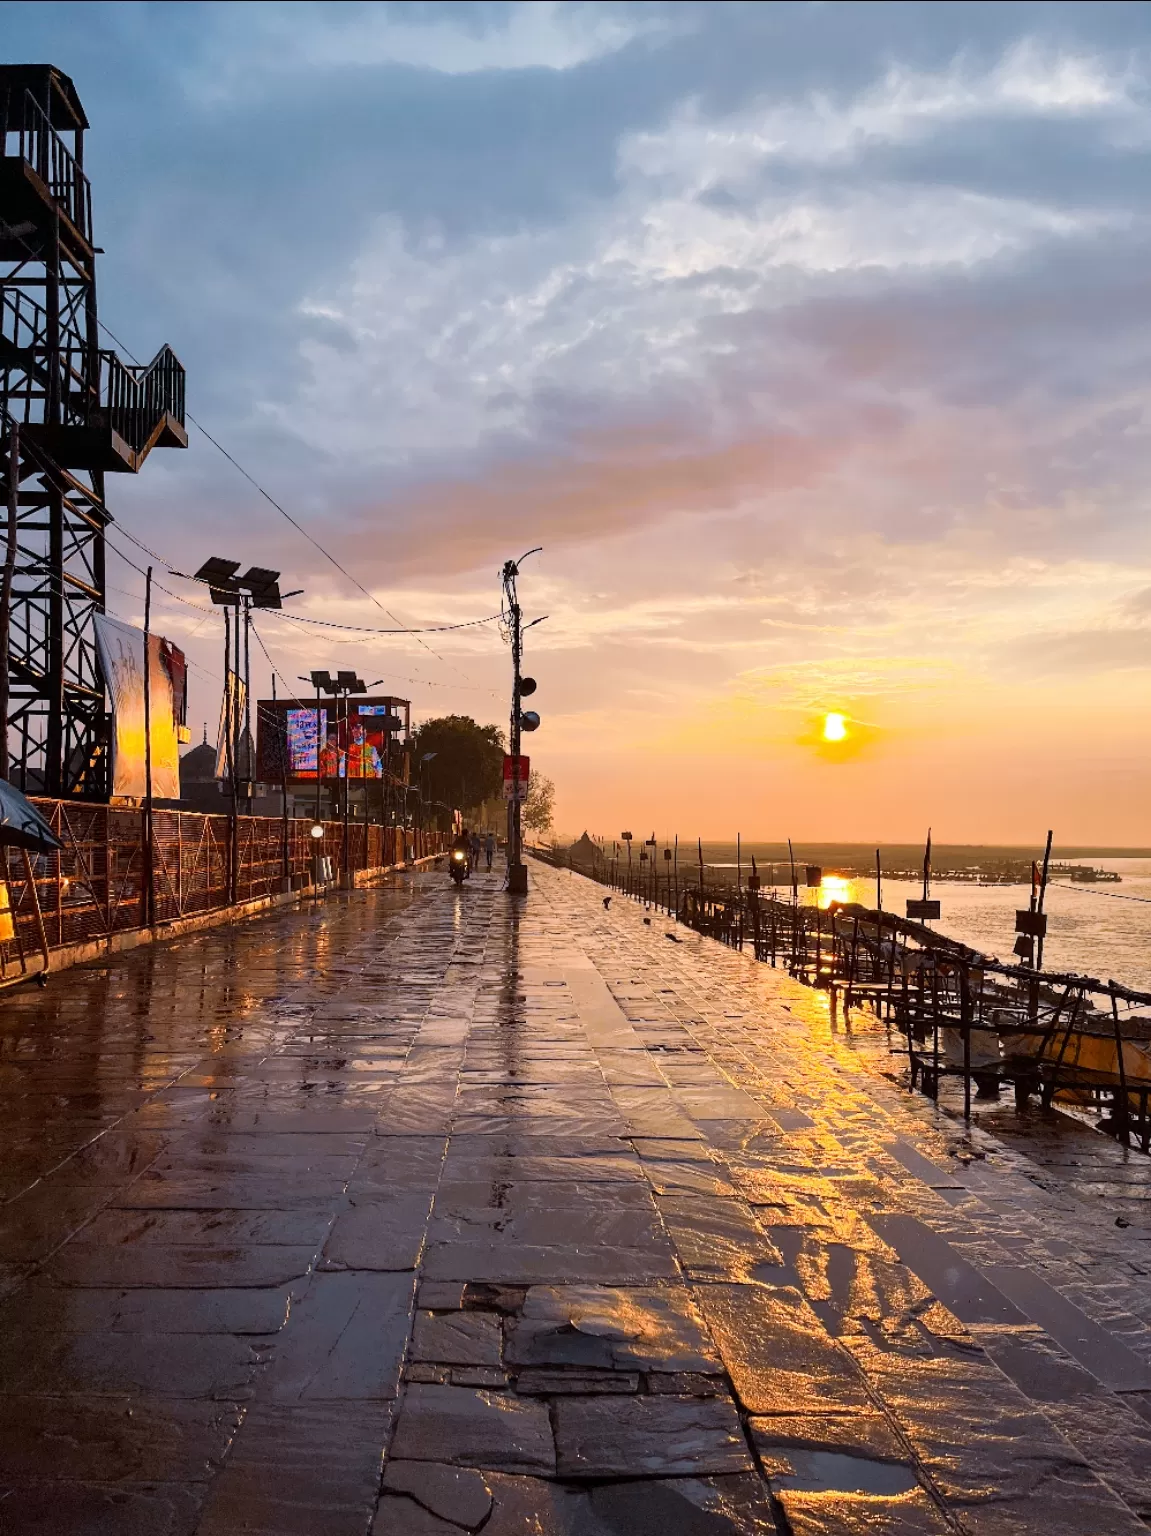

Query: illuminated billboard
left=256, top=696, right=409, bottom=783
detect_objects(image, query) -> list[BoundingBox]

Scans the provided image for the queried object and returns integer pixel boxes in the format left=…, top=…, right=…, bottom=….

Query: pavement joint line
left=3, top=863, right=1151, bottom=1529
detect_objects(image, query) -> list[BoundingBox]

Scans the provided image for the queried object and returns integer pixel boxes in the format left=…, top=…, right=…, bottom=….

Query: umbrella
left=0, top=781, right=62, bottom=853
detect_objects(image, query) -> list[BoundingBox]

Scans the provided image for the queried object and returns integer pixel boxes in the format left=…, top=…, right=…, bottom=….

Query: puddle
left=773, top=1450, right=919, bottom=1495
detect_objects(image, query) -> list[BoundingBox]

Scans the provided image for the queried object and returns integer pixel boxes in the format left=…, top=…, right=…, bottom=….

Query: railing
left=0, top=798, right=447, bottom=977
left=100, top=345, right=186, bottom=450
left=3, top=90, right=92, bottom=244
left=532, top=844, right=1151, bottom=1150
left=1, top=291, right=185, bottom=443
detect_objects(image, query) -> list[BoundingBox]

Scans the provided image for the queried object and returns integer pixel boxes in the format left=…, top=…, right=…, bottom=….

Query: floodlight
left=193, top=557, right=240, bottom=584
left=309, top=824, right=325, bottom=840
left=239, top=566, right=284, bottom=609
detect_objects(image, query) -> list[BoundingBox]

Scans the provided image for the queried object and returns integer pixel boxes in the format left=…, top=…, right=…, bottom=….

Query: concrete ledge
left=0, top=852, right=447, bottom=992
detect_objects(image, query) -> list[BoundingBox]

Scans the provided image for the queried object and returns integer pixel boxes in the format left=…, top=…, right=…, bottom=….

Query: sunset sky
left=6, top=1, right=1151, bottom=843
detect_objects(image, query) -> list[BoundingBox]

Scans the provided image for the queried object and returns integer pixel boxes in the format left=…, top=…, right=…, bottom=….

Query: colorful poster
left=503, top=754, right=530, bottom=801
left=94, top=615, right=181, bottom=799
left=285, top=706, right=327, bottom=777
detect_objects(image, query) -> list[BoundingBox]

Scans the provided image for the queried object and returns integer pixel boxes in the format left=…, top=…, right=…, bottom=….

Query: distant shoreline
left=555, top=839, right=1151, bottom=860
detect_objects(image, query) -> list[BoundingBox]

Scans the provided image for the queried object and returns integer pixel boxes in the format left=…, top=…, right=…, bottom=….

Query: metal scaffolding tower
left=0, top=64, right=186, bottom=798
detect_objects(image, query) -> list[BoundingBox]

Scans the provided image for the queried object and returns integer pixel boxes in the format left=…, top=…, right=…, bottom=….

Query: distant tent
left=567, top=832, right=603, bottom=868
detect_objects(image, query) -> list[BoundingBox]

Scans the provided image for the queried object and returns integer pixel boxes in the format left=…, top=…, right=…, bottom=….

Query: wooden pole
left=1110, top=983, right=1130, bottom=1147
left=222, top=606, right=238, bottom=905
left=21, top=847, right=50, bottom=973
left=875, top=847, right=882, bottom=911
left=1036, top=828, right=1053, bottom=972
left=143, top=566, right=154, bottom=928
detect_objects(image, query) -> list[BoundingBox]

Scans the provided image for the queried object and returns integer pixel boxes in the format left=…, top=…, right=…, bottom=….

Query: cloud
left=183, top=0, right=679, bottom=99
left=1003, top=626, right=1151, bottom=675
left=12, top=0, right=1151, bottom=833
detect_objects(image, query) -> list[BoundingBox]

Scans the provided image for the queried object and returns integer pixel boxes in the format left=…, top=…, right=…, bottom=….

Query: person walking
left=484, top=831, right=495, bottom=871
left=469, top=830, right=482, bottom=872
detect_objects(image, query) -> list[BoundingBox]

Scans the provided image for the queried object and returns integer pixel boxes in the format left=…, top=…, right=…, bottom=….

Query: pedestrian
left=484, top=831, right=495, bottom=871
left=469, top=830, right=481, bottom=872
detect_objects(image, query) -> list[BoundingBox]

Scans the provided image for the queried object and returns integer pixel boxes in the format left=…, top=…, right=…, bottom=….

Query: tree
left=523, top=771, right=555, bottom=837
left=411, top=716, right=504, bottom=824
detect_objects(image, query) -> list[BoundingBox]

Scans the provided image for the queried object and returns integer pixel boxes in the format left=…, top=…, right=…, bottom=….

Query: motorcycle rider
left=450, top=825, right=471, bottom=880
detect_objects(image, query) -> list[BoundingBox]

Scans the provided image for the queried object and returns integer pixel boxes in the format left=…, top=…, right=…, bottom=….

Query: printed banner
left=503, top=754, right=530, bottom=801
left=94, top=615, right=181, bottom=799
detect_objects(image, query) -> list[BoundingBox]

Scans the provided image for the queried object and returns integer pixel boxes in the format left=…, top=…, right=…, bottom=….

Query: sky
left=5, top=0, right=1151, bottom=843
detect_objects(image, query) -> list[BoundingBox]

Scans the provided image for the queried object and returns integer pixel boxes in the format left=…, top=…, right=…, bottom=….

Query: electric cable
left=93, top=315, right=478, bottom=686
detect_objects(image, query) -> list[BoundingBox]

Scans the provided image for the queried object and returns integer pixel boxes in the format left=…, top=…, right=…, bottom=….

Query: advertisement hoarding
left=256, top=697, right=409, bottom=782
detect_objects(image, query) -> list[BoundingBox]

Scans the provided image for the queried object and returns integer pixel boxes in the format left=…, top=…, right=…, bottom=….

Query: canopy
left=0, top=782, right=62, bottom=853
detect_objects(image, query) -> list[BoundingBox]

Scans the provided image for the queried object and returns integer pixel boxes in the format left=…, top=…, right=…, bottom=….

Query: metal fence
left=1, top=798, right=446, bottom=978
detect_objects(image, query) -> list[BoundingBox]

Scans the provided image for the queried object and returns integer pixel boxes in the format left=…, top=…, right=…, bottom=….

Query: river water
left=698, top=856, right=1151, bottom=994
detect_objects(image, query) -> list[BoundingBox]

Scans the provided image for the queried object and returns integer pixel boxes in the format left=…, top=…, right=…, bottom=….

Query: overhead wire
left=1053, top=882, right=1151, bottom=906
left=93, top=315, right=479, bottom=686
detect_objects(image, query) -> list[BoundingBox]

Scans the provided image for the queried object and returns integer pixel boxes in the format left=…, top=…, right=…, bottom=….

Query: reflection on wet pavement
left=5, top=861, right=1151, bottom=1530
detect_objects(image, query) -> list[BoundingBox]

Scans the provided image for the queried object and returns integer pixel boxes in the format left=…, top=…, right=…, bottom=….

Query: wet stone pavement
left=6, top=868, right=1151, bottom=1532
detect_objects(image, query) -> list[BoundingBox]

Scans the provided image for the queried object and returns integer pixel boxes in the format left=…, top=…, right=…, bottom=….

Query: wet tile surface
left=5, top=860, right=1151, bottom=1530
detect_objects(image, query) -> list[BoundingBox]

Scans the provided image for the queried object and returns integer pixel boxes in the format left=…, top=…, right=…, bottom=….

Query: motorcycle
left=449, top=847, right=469, bottom=886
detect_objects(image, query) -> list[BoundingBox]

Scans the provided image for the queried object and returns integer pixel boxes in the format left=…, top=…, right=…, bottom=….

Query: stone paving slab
left=7, top=861, right=1151, bottom=1530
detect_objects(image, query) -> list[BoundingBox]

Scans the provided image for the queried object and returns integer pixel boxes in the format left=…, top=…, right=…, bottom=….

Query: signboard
left=1015, top=910, right=1048, bottom=938
left=256, top=697, right=409, bottom=782
left=805, top=865, right=822, bottom=888
left=503, top=754, right=530, bottom=801
left=906, top=899, right=941, bottom=921
left=94, top=615, right=184, bottom=799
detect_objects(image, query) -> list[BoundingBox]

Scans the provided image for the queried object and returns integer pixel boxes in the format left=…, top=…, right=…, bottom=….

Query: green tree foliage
left=411, top=716, right=504, bottom=818
left=523, top=771, right=555, bottom=836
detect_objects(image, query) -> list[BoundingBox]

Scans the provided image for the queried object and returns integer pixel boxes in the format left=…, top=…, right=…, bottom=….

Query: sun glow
left=822, top=712, right=847, bottom=742
left=818, top=873, right=854, bottom=909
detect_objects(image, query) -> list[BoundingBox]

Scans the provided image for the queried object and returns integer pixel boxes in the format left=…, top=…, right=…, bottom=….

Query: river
left=685, top=851, right=1151, bottom=993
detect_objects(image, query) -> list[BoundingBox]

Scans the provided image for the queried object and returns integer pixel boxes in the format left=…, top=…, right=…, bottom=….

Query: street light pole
left=501, top=550, right=543, bottom=896
left=507, top=571, right=525, bottom=893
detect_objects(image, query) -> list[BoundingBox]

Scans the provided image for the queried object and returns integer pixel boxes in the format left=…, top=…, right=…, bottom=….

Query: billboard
left=94, top=616, right=186, bottom=800
left=256, top=697, right=409, bottom=783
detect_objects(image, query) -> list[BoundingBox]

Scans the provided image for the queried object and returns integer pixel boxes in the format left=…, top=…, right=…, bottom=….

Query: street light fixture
left=168, top=556, right=302, bottom=900
left=297, top=670, right=386, bottom=881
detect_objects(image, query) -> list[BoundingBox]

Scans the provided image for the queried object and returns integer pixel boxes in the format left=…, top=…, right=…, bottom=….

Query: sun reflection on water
left=817, top=874, right=856, bottom=909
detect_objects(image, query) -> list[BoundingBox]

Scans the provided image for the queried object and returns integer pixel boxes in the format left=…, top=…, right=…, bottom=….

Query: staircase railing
left=99, top=346, right=185, bottom=453
left=3, top=89, right=92, bottom=245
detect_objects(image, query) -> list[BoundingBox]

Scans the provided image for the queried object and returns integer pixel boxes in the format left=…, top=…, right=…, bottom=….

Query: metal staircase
left=0, top=65, right=187, bottom=797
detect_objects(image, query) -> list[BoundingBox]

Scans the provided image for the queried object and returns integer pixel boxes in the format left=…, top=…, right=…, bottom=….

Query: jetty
left=3, top=859, right=1151, bottom=1531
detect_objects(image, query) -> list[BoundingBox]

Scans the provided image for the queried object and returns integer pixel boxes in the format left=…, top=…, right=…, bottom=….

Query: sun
left=822, top=712, right=847, bottom=743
